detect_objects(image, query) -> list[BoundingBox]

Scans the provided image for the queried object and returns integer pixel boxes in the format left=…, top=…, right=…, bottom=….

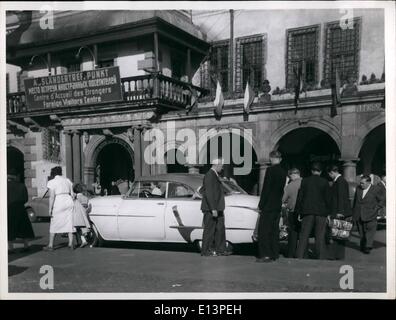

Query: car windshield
left=221, top=179, right=247, bottom=195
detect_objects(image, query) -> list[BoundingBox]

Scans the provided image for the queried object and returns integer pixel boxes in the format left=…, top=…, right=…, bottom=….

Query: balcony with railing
left=7, top=73, right=207, bottom=116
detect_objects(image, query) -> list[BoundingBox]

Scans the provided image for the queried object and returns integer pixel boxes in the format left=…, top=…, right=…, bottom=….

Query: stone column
left=133, top=127, right=142, bottom=178
left=141, top=127, right=150, bottom=176
left=72, top=131, right=82, bottom=183
left=257, top=159, right=270, bottom=194
left=84, top=166, right=95, bottom=191
left=65, top=131, right=73, bottom=180
left=341, top=158, right=359, bottom=184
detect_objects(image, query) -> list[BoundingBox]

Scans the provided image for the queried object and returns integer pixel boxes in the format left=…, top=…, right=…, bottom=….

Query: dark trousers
left=258, top=211, right=280, bottom=259
left=327, top=239, right=346, bottom=260
left=201, top=211, right=226, bottom=254
left=287, top=211, right=300, bottom=258
left=356, top=218, right=377, bottom=249
left=296, top=215, right=327, bottom=259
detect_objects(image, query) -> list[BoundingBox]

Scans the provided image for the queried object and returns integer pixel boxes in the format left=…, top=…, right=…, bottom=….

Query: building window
left=17, top=71, right=28, bottom=92
left=98, top=59, right=114, bottom=68
left=323, top=18, right=361, bottom=85
left=235, top=34, right=266, bottom=92
left=286, top=25, right=320, bottom=89
left=200, top=40, right=230, bottom=94
left=67, top=62, right=81, bottom=73
left=43, top=128, right=61, bottom=163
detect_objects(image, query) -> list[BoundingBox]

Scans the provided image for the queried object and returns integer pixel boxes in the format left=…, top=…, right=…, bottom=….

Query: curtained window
left=235, top=34, right=266, bottom=92
left=323, top=18, right=361, bottom=85
left=286, top=25, right=320, bottom=89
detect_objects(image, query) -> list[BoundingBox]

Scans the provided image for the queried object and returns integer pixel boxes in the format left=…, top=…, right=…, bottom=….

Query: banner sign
left=24, top=66, right=123, bottom=110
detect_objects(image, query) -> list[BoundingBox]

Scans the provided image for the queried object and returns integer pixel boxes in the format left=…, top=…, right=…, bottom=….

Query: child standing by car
left=73, top=183, right=91, bottom=248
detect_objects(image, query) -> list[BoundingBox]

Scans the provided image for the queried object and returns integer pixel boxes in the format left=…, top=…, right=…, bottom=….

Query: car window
left=127, top=181, right=166, bottom=198
left=221, top=179, right=247, bottom=194
left=167, top=182, right=194, bottom=199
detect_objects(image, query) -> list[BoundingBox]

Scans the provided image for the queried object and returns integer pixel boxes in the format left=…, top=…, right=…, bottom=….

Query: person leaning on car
left=200, top=158, right=229, bottom=256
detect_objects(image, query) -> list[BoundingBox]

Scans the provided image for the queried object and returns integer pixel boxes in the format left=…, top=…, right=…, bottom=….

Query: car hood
left=225, top=194, right=260, bottom=211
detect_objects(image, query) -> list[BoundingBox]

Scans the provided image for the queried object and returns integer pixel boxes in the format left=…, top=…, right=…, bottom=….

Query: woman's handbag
left=328, top=218, right=353, bottom=240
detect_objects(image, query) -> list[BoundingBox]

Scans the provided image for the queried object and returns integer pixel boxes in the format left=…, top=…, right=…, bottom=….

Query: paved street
left=8, top=221, right=386, bottom=293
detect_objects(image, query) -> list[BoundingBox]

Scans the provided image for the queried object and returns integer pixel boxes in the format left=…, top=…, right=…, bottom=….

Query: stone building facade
left=6, top=9, right=385, bottom=198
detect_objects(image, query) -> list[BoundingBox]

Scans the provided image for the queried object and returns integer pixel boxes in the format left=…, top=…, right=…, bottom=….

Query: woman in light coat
left=43, top=166, right=75, bottom=251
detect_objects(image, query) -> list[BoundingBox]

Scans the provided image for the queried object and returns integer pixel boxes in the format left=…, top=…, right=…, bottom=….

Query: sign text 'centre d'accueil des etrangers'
left=24, top=66, right=123, bottom=110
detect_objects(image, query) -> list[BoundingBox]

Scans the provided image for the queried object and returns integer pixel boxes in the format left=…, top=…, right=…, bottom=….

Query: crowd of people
left=254, top=151, right=386, bottom=262
left=8, top=154, right=386, bottom=259
left=199, top=152, right=386, bottom=261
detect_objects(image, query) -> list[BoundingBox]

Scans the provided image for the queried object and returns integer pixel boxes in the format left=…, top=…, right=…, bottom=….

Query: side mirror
left=192, top=191, right=202, bottom=200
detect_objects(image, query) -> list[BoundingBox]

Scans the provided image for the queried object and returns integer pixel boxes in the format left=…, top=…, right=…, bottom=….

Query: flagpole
left=230, top=9, right=234, bottom=96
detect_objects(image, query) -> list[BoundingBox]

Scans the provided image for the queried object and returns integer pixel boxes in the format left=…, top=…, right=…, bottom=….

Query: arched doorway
left=199, top=132, right=259, bottom=195
left=7, top=146, right=24, bottom=182
left=357, top=124, right=385, bottom=176
left=94, top=139, right=134, bottom=195
left=276, top=127, right=341, bottom=178
left=165, top=149, right=188, bottom=173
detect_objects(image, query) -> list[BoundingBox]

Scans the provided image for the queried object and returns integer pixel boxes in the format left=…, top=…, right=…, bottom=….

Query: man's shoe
left=217, top=251, right=232, bottom=256
left=256, top=257, right=272, bottom=263
left=43, top=246, right=54, bottom=252
left=363, top=247, right=372, bottom=254
left=201, top=251, right=217, bottom=257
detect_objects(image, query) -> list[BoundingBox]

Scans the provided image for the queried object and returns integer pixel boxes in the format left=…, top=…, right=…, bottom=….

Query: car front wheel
left=87, top=224, right=105, bottom=247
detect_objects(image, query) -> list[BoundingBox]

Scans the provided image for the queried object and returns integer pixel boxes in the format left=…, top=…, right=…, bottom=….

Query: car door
left=164, top=182, right=203, bottom=243
left=117, top=181, right=167, bottom=241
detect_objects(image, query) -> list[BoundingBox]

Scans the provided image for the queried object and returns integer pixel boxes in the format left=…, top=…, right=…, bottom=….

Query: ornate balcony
left=7, top=73, right=207, bottom=116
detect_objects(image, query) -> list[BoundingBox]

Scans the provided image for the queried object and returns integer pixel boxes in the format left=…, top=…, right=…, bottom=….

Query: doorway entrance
left=276, top=127, right=341, bottom=178
left=95, top=140, right=134, bottom=195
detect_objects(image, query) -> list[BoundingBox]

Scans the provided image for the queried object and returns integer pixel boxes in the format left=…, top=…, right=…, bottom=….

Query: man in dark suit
left=200, top=158, right=228, bottom=256
left=353, top=175, right=385, bottom=254
left=256, top=150, right=287, bottom=262
left=376, top=172, right=386, bottom=221
left=326, top=164, right=352, bottom=260
left=295, top=162, right=329, bottom=260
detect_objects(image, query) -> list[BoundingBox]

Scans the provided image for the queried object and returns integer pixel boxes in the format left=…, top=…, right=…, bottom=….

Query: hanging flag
left=184, top=86, right=201, bottom=114
left=294, top=64, right=303, bottom=113
left=330, top=67, right=341, bottom=117
left=243, top=81, right=255, bottom=114
left=213, top=80, right=224, bottom=117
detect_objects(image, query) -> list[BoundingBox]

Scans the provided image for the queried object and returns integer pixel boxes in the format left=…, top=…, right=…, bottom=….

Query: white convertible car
left=88, top=173, right=259, bottom=250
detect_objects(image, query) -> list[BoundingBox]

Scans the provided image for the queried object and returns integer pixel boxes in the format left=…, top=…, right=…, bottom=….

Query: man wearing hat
left=200, top=158, right=229, bottom=256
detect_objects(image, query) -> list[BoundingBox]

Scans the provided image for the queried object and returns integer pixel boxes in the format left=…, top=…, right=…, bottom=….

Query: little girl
left=72, top=183, right=91, bottom=248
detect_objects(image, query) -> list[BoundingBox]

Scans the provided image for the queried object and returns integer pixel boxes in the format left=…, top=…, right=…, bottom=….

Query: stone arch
left=354, top=116, right=385, bottom=159
left=83, top=134, right=135, bottom=191
left=271, top=119, right=342, bottom=152
left=84, top=134, right=134, bottom=169
left=198, top=126, right=259, bottom=164
left=7, top=140, right=25, bottom=154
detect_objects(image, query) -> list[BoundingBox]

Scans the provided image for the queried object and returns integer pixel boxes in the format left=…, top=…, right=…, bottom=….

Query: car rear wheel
left=26, top=208, right=37, bottom=223
left=87, top=224, right=105, bottom=247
